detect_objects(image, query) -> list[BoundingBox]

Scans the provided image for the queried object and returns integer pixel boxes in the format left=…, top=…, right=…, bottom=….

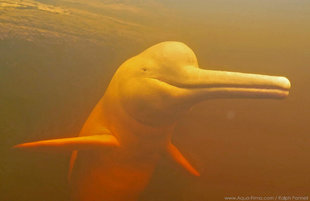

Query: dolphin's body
left=15, top=41, right=291, bottom=201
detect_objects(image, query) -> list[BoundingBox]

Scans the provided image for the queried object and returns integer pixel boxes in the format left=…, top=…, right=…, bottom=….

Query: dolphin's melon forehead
left=141, top=41, right=199, bottom=67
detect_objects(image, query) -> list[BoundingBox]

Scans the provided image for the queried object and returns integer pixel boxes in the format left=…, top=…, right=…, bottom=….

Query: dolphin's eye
left=142, top=67, right=147, bottom=72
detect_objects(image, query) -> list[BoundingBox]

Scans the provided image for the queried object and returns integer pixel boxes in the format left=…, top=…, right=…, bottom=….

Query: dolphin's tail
left=167, top=142, right=200, bottom=176
left=13, top=135, right=120, bottom=151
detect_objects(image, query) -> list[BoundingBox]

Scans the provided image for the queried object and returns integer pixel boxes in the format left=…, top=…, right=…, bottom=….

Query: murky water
left=1, top=0, right=309, bottom=200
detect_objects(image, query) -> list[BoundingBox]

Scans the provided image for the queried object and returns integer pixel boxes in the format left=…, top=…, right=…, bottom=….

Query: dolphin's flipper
left=14, top=135, right=120, bottom=151
left=68, top=150, right=78, bottom=181
left=167, top=143, right=200, bottom=176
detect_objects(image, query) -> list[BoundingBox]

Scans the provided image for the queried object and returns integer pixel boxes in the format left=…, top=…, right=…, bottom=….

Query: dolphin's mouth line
left=150, top=78, right=290, bottom=92
left=145, top=77, right=290, bottom=99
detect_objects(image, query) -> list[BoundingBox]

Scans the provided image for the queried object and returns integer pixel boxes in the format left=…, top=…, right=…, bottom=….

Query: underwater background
left=0, top=0, right=309, bottom=200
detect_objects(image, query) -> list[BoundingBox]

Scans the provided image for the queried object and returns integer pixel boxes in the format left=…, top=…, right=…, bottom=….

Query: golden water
left=0, top=0, right=309, bottom=200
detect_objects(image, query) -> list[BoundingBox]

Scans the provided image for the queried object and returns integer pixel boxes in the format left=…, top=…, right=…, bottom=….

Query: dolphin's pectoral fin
left=167, top=142, right=200, bottom=176
left=68, top=150, right=78, bottom=182
left=14, top=134, right=120, bottom=181
left=13, top=134, right=120, bottom=151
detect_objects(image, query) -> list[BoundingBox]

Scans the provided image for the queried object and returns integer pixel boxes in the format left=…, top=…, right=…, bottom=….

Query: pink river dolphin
left=15, top=41, right=291, bottom=201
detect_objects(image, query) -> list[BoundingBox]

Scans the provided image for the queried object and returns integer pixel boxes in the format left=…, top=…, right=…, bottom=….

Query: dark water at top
left=0, top=0, right=309, bottom=200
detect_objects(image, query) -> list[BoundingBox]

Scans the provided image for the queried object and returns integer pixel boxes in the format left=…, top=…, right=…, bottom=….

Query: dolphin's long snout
left=170, top=67, right=291, bottom=99
left=199, top=69, right=290, bottom=98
